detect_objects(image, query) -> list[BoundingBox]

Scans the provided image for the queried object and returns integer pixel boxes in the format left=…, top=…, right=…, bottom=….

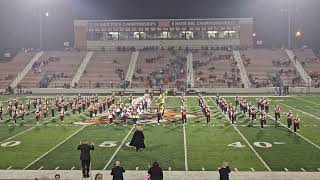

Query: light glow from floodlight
left=45, top=12, right=49, bottom=17
left=295, top=31, right=301, bottom=37
left=253, top=33, right=256, bottom=37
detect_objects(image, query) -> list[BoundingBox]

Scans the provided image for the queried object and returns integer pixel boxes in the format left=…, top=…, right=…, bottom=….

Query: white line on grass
left=0, top=109, right=73, bottom=144
left=23, top=125, right=86, bottom=170
left=55, top=166, right=60, bottom=170
left=168, top=167, right=171, bottom=171
left=284, top=168, right=289, bottom=172
left=278, top=102, right=320, bottom=120
left=201, top=167, right=205, bottom=171
left=291, top=96, right=320, bottom=106
left=210, top=97, right=272, bottom=172
left=183, top=124, right=188, bottom=171
left=317, top=168, right=320, bottom=171
left=135, top=167, right=139, bottom=170
left=267, top=114, right=320, bottom=151
left=6, top=166, right=12, bottom=170
left=103, top=125, right=135, bottom=170
left=301, top=168, right=306, bottom=172
left=38, top=166, right=44, bottom=170
left=250, top=168, right=255, bottom=171
left=71, top=166, right=75, bottom=170
left=234, top=168, right=238, bottom=171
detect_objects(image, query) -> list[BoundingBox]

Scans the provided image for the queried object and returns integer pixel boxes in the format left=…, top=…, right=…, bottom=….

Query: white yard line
left=278, top=102, right=320, bottom=120
left=284, top=168, right=289, bottom=172
left=6, top=166, right=12, bottom=170
left=301, top=168, right=306, bottom=172
left=23, top=126, right=86, bottom=170
left=265, top=111, right=320, bottom=151
left=0, top=109, right=73, bottom=144
left=210, top=97, right=272, bottom=171
left=183, top=124, right=188, bottom=171
left=103, top=125, right=135, bottom=170
left=291, top=96, right=320, bottom=106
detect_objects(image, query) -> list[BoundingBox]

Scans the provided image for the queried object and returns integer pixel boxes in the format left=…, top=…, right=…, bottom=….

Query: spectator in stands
left=148, top=161, right=163, bottom=180
left=95, top=173, right=103, bottom=180
left=54, top=174, right=61, bottom=180
left=110, top=161, right=125, bottom=180
left=219, top=161, right=231, bottom=180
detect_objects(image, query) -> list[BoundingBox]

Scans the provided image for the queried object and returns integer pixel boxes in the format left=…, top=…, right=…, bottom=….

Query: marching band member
left=293, top=114, right=300, bottom=133
left=181, top=108, right=187, bottom=125
left=43, top=106, right=48, bottom=119
left=260, top=110, right=267, bottom=128
left=12, top=107, right=18, bottom=124
left=251, top=106, right=257, bottom=122
left=35, top=110, right=41, bottom=124
left=0, top=104, right=3, bottom=120
left=285, top=110, right=293, bottom=128
left=274, top=105, right=281, bottom=123
left=59, top=109, right=65, bottom=125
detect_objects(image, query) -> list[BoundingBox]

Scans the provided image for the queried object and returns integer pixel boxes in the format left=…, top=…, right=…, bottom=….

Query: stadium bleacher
left=78, top=51, right=132, bottom=88
left=241, top=49, right=303, bottom=87
left=0, top=51, right=35, bottom=89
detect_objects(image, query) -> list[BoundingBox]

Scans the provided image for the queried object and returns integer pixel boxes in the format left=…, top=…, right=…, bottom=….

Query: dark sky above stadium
left=0, top=0, right=320, bottom=50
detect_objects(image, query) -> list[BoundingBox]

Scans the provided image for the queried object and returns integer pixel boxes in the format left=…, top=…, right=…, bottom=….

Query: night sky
left=0, top=0, right=320, bottom=50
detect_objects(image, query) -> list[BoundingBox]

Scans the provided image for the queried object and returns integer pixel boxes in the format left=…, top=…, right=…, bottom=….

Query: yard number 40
left=228, top=141, right=274, bottom=148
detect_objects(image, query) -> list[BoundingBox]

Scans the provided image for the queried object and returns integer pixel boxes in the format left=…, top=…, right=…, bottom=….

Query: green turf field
left=0, top=95, right=320, bottom=172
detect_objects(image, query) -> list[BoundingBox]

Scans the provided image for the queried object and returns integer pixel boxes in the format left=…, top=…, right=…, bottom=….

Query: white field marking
left=168, top=167, right=171, bottom=171
left=103, top=125, right=135, bottom=170
left=0, top=108, right=75, bottom=144
left=278, top=101, right=320, bottom=120
left=201, top=167, right=205, bottom=171
left=291, top=96, right=320, bottom=106
left=211, top=97, right=272, bottom=172
left=267, top=112, right=320, bottom=151
left=183, top=124, right=188, bottom=171
left=23, top=126, right=86, bottom=170
left=6, top=166, right=12, bottom=170
left=246, top=98, right=320, bottom=151
left=273, top=142, right=286, bottom=145
left=284, top=168, right=289, bottom=172
left=38, top=166, right=44, bottom=170
left=234, top=168, right=238, bottom=171
left=250, top=168, right=255, bottom=171
left=301, top=168, right=306, bottom=172
left=55, top=166, right=60, bottom=170
left=71, top=166, right=75, bottom=170
left=317, top=168, right=320, bottom=171
left=135, top=167, right=139, bottom=170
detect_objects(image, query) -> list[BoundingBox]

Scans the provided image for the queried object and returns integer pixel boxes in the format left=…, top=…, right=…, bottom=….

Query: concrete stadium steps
left=19, top=51, right=86, bottom=88
left=0, top=52, right=36, bottom=89
left=292, top=49, right=320, bottom=83
left=78, top=51, right=132, bottom=88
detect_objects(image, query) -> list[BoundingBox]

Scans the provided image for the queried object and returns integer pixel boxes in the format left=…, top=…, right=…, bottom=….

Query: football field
left=0, top=95, right=320, bottom=172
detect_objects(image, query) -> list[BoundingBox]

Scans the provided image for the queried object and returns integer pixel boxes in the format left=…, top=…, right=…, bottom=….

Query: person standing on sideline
left=129, top=126, right=145, bottom=152
left=110, top=161, right=125, bottom=180
left=219, top=161, right=231, bottom=180
left=148, top=162, right=163, bottom=180
left=77, top=139, right=94, bottom=178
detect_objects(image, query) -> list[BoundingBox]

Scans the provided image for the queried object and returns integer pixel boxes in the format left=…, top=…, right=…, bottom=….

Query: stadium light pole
left=39, top=11, right=49, bottom=50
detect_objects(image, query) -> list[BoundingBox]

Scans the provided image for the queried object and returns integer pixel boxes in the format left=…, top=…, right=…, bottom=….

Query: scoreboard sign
left=88, top=19, right=240, bottom=29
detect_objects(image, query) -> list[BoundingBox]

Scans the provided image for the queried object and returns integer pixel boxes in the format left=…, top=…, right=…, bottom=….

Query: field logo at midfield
left=136, top=108, right=197, bottom=124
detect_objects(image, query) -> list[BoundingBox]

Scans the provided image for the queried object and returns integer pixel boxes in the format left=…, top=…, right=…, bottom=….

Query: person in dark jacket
left=129, top=126, right=145, bottom=151
left=219, top=161, right=231, bottom=180
left=110, top=161, right=125, bottom=180
left=148, top=162, right=163, bottom=180
left=77, top=139, right=95, bottom=178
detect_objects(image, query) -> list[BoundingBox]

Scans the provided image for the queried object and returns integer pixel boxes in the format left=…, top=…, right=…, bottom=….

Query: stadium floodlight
left=295, top=31, right=301, bottom=37
left=252, top=33, right=256, bottom=37
left=45, top=12, right=49, bottom=17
